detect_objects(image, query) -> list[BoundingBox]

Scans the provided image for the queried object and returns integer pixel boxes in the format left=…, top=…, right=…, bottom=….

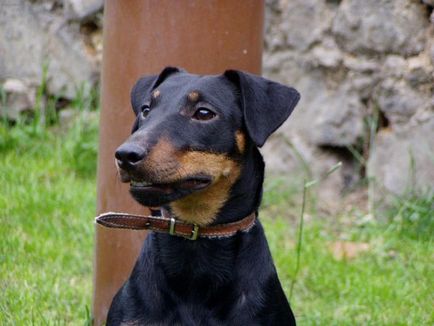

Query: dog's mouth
left=130, top=176, right=211, bottom=193
left=128, top=175, right=212, bottom=206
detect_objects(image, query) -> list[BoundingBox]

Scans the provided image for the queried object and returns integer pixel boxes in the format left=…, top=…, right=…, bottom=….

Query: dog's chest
left=131, top=237, right=249, bottom=323
left=123, top=290, right=244, bottom=325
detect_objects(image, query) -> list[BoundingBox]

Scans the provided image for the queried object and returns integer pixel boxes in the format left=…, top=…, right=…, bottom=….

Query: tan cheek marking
left=235, top=130, right=246, bottom=153
left=176, top=151, right=234, bottom=178
left=152, top=89, right=160, bottom=99
left=147, top=138, right=175, bottom=164
left=139, top=138, right=180, bottom=181
left=170, top=152, right=241, bottom=225
left=188, top=91, right=199, bottom=102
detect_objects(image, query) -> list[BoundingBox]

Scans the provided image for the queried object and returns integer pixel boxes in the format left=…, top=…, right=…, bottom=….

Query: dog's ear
left=131, top=67, right=182, bottom=115
left=224, top=70, right=300, bottom=147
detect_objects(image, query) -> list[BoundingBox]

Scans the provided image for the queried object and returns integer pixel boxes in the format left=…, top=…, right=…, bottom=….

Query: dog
left=108, top=67, right=300, bottom=325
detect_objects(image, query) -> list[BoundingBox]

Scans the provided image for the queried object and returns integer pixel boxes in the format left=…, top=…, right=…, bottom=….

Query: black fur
left=109, top=67, right=300, bottom=325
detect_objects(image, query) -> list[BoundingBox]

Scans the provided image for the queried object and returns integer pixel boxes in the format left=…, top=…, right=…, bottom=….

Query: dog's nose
left=115, top=143, right=147, bottom=166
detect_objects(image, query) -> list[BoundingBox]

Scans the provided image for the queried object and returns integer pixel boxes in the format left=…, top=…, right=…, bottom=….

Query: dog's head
left=115, top=67, right=300, bottom=225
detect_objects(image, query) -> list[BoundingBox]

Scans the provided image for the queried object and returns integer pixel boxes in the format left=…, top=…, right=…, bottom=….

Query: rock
left=382, top=53, right=433, bottom=87
left=262, top=132, right=315, bottom=174
left=264, top=62, right=365, bottom=147
left=311, top=37, right=343, bottom=68
left=383, top=55, right=408, bottom=78
left=374, top=78, right=430, bottom=125
left=343, top=55, right=380, bottom=73
left=431, top=42, right=434, bottom=66
left=0, top=79, right=36, bottom=120
left=0, top=1, right=99, bottom=99
left=311, top=86, right=365, bottom=147
left=332, top=0, right=428, bottom=56
left=406, top=53, right=433, bottom=87
left=367, top=117, right=434, bottom=198
left=264, top=0, right=286, bottom=51
left=64, top=0, right=104, bottom=21
left=3, top=79, right=29, bottom=94
left=347, top=71, right=381, bottom=100
left=263, top=51, right=301, bottom=77
left=267, top=0, right=335, bottom=52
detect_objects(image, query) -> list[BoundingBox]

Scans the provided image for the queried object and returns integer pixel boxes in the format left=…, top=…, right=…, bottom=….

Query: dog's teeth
left=131, top=181, right=152, bottom=187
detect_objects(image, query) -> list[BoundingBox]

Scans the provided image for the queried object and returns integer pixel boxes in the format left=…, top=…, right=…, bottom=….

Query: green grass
left=263, top=217, right=433, bottom=325
left=0, top=110, right=98, bottom=324
left=0, top=109, right=433, bottom=324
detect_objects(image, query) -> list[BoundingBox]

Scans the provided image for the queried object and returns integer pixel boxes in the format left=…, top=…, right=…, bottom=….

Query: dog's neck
left=213, top=145, right=264, bottom=224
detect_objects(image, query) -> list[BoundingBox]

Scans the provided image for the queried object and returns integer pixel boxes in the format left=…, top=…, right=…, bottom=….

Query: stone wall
left=0, top=0, right=102, bottom=118
left=1, top=0, right=433, bottom=205
left=262, top=0, right=434, bottom=205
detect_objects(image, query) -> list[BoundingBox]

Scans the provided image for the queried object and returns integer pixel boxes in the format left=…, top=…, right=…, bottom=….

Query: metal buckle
left=169, top=217, right=176, bottom=235
left=189, top=224, right=199, bottom=241
left=169, top=218, right=199, bottom=241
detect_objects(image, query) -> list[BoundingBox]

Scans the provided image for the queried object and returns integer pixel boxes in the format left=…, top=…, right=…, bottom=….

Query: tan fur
left=235, top=130, right=246, bottom=153
left=137, top=138, right=241, bottom=225
left=142, top=139, right=180, bottom=181
left=170, top=152, right=240, bottom=225
left=188, top=91, right=200, bottom=102
left=152, top=89, right=160, bottom=99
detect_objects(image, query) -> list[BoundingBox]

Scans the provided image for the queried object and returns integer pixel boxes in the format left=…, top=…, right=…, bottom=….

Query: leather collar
left=95, top=211, right=256, bottom=240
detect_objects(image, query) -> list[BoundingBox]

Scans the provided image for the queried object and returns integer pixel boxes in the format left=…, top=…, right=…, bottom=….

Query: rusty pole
left=93, top=0, right=264, bottom=324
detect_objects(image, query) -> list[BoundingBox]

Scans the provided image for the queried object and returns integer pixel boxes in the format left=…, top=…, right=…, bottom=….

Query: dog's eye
left=192, top=108, right=216, bottom=121
left=141, top=104, right=151, bottom=118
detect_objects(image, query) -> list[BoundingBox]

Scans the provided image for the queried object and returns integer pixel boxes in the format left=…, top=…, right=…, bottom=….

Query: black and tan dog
left=108, top=67, right=300, bottom=325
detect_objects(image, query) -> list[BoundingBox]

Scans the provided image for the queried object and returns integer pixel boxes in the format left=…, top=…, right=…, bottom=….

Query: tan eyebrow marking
left=188, top=91, right=200, bottom=102
left=152, top=90, right=160, bottom=99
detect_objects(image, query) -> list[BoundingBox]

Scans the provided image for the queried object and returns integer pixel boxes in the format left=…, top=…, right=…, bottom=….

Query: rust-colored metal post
left=93, top=0, right=264, bottom=324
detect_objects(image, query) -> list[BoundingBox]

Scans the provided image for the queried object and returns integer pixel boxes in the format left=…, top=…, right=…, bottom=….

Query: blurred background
left=0, top=0, right=433, bottom=324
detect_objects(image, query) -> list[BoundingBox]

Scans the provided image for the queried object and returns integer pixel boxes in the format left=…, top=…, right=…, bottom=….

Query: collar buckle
left=169, top=217, right=199, bottom=241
